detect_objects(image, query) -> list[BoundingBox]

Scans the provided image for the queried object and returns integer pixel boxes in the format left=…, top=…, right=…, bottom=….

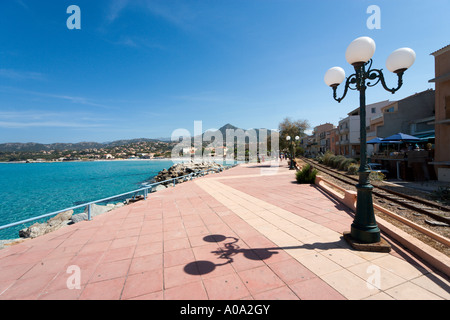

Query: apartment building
left=376, top=90, right=435, bottom=139
left=429, top=44, right=450, bottom=182
left=337, top=100, right=391, bottom=157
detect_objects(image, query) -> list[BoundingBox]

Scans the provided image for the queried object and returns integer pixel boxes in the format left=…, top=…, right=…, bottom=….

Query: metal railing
left=0, top=164, right=237, bottom=234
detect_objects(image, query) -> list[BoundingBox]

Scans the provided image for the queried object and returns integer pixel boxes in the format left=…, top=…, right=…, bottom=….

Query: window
left=385, top=107, right=395, bottom=113
left=371, top=107, right=376, bottom=113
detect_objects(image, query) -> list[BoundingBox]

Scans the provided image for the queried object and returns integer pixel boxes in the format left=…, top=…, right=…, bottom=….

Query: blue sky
left=0, top=0, right=448, bottom=143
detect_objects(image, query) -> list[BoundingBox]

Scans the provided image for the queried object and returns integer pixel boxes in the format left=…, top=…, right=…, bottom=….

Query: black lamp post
left=325, top=36, right=416, bottom=246
left=294, top=136, right=300, bottom=168
left=286, top=136, right=294, bottom=170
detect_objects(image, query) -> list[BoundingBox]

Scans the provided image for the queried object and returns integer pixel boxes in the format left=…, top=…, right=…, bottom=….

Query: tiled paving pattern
left=0, top=162, right=449, bottom=300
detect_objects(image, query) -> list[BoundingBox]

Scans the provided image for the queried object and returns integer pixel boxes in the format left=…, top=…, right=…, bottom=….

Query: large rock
left=153, top=162, right=223, bottom=185
left=71, top=203, right=125, bottom=224
left=70, top=213, right=88, bottom=224
left=19, top=210, right=73, bottom=239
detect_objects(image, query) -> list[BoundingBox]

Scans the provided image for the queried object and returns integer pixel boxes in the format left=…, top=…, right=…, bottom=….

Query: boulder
left=71, top=203, right=124, bottom=224
left=153, top=184, right=167, bottom=192
left=19, top=210, right=73, bottom=239
left=152, top=162, right=223, bottom=185
left=71, top=213, right=88, bottom=224
left=83, top=203, right=113, bottom=216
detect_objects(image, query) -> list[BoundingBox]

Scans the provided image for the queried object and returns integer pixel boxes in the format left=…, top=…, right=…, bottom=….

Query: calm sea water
left=0, top=160, right=174, bottom=239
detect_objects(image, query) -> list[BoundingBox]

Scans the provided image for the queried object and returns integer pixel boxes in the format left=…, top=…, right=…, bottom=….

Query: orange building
left=429, top=45, right=450, bottom=182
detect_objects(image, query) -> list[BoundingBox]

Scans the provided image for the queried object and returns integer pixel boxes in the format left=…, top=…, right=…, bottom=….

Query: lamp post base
left=343, top=231, right=391, bottom=253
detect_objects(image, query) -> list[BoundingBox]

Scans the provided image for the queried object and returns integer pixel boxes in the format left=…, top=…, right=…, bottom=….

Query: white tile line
left=195, top=178, right=450, bottom=300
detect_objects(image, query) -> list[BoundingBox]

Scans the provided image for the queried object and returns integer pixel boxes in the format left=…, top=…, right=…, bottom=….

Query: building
left=376, top=90, right=435, bottom=139
left=329, top=128, right=339, bottom=155
left=304, top=123, right=335, bottom=157
left=336, top=116, right=360, bottom=157
left=316, top=123, right=335, bottom=154
left=368, top=90, right=435, bottom=181
left=429, top=44, right=450, bottom=182
left=300, top=135, right=315, bottom=157
left=337, top=100, right=391, bottom=157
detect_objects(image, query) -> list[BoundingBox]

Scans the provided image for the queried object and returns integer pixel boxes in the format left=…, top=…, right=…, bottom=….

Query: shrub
left=296, top=164, right=318, bottom=184
left=330, top=155, right=346, bottom=169
left=324, top=155, right=335, bottom=166
left=369, top=171, right=386, bottom=181
left=339, top=158, right=357, bottom=171
left=316, top=154, right=324, bottom=164
left=431, top=187, right=450, bottom=205
left=322, top=152, right=334, bottom=166
left=347, top=163, right=359, bottom=175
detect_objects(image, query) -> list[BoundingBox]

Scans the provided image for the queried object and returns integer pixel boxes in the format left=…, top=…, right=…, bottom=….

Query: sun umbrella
left=367, top=137, right=383, bottom=144
left=381, top=133, right=421, bottom=142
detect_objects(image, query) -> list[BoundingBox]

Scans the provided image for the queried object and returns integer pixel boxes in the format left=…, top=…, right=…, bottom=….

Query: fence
left=0, top=165, right=237, bottom=234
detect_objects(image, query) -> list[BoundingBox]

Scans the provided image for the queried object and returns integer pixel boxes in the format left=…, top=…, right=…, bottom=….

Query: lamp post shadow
left=183, top=234, right=348, bottom=276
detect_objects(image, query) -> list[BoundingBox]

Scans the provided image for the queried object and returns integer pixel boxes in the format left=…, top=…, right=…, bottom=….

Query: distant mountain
left=0, top=124, right=277, bottom=152
left=200, top=124, right=276, bottom=145
left=0, top=138, right=164, bottom=153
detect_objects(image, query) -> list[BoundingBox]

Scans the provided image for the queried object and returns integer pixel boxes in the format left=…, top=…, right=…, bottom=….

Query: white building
left=337, top=100, right=392, bottom=157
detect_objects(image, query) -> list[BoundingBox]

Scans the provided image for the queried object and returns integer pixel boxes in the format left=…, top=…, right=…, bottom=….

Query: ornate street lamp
left=286, top=136, right=295, bottom=170
left=295, top=136, right=300, bottom=166
left=324, top=37, right=415, bottom=248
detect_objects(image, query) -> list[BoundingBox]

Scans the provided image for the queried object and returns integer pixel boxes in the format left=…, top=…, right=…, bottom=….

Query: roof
left=347, top=100, right=391, bottom=116
left=431, top=44, right=450, bottom=57
left=390, top=89, right=434, bottom=103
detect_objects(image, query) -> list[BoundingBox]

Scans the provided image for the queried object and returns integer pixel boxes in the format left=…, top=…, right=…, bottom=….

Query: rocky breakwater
left=152, top=162, right=223, bottom=189
left=17, top=202, right=125, bottom=239
left=19, top=210, right=74, bottom=239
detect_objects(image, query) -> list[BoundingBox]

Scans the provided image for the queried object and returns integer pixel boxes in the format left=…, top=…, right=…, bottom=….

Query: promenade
left=0, top=162, right=449, bottom=300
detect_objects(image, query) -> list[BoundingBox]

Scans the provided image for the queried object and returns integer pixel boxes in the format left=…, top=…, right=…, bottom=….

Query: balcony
left=339, top=127, right=349, bottom=134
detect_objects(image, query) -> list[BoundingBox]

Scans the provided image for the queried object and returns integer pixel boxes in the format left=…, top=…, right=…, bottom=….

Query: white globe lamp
left=345, top=36, right=376, bottom=66
left=386, top=48, right=416, bottom=73
left=324, top=67, right=346, bottom=87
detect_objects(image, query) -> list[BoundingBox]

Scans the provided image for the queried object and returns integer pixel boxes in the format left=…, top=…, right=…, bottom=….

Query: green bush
left=316, top=154, right=324, bottom=164
left=431, top=187, right=450, bottom=205
left=369, top=171, right=386, bottom=181
left=347, top=163, right=359, bottom=175
left=339, top=158, right=357, bottom=171
left=325, top=155, right=335, bottom=166
left=296, top=164, right=318, bottom=184
left=322, top=152, right=334, bottom=166
left=330, top=155, right=346, bottom=169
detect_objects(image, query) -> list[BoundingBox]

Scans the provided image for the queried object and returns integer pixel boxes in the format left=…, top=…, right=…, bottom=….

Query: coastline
left=0, top=157, right=236, bottom=164
left=0, top=158, right=175, bottom=164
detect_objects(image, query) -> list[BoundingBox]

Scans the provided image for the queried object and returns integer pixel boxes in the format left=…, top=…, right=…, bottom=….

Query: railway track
left=299, top=157, right=450, bottom=225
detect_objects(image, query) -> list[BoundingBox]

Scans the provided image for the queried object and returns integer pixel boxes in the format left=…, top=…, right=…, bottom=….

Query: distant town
left=0, top=140, right=177, bottom=163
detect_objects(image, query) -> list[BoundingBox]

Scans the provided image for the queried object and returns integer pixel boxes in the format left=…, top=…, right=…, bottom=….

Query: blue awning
left=382, top=133, right=421, bottom=142
left=413, top=132, right=435, bottom=140
left=367, top=137, right=383, bottom=144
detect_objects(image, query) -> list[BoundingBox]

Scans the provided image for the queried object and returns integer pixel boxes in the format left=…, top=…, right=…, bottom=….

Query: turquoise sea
left=0, top=160, right=174, bottom=240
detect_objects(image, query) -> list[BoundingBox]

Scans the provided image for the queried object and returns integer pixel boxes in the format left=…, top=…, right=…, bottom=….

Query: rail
left=0, top=164, right=237, bottom=233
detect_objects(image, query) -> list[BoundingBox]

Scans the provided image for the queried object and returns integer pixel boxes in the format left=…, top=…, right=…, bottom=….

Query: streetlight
left=286, top=136, right=295, bottom=170
left=324, top=36, right=415, bottom=249
left=295, top=136, right=300, bottom=166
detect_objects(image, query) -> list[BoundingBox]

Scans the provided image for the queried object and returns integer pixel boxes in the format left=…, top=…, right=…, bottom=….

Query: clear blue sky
left=0, top=0, right=448, bottom=143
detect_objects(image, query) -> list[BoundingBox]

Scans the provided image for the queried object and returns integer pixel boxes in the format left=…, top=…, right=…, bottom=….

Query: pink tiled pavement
left=0, top=161, right=448, bottom=300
